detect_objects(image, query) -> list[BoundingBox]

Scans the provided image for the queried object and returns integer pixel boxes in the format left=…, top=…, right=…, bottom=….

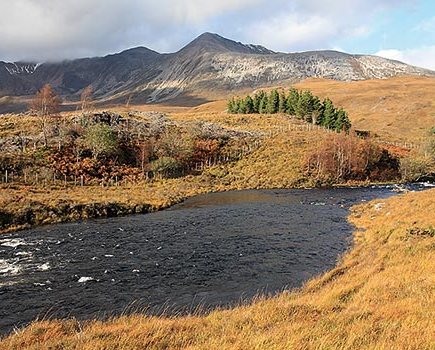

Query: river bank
left=1, top=187, right=397, bottom=334
left=0, top=175, right=407, bottom=234
left=1, top=187, right=433, bottom=349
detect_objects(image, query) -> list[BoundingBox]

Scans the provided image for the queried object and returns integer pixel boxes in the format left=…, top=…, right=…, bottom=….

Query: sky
left=0, top=0, right=434, bottom=70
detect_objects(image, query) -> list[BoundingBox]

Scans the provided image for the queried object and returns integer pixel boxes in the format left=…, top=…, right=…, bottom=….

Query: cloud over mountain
left=0, top=0, right=419, bottom=63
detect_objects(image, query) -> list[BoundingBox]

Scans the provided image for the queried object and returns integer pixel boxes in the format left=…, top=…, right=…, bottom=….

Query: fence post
left=5, top=170, right=8, bottom=183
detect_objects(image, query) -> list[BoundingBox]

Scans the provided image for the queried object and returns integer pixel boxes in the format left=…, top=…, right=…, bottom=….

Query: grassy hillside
left=190, top=76, right=435, bottom=144
left=1, top=84, right=433, bottom=233
left=294, top=76, right=435, bottom=143
left=2, top=188, right=433, bottom=349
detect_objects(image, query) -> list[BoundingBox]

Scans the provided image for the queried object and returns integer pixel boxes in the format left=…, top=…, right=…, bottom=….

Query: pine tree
left=321, top=98, right=337, bottom=129
left=296, top=90, right=314, bottom=121
left=311, top=96, right=323, bottom=124
left=286, top=88, right=299, bottom=115
left=259, top=94, right=269, bottom=114
left=245, top=95, right=254, bottom=114
left=237, top=99, right=247, bottom=114
left=267, top=89, right=279, bottom=114
left=335, top=108, right=351, bottom=132
left=253, top=90, right=265, bottom=113
left=278, top=91, right=287, bottom=113
left=227, top=98, right=236, bottom=113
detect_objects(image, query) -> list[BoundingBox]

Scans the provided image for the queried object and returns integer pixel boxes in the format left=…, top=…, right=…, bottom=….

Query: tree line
left=227, top=88, right=351, bottom=132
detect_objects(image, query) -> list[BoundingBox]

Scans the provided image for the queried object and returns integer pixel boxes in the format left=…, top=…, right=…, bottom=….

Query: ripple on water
left=0, top=259, right=21, bottom=275
left=0, top=238, right=26, bottom=248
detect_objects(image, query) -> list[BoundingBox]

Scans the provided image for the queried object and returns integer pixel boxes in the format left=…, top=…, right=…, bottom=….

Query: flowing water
left=0, top=184, right=431, bottom=334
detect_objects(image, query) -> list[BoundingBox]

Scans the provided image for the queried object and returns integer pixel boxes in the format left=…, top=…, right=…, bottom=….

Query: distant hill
left=0, top=32, right=434, bottom=111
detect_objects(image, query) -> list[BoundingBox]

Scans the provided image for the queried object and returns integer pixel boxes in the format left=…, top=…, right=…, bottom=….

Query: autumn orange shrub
left=305, top=132, right=400, bottom=184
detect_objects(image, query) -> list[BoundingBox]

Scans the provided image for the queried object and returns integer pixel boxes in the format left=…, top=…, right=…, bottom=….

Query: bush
left=150, top=157, right=184, bottom=178
left=400, top=156, right=432, bottom=182
left=82, top=124, right=118, bottom=159
left=305, top=132, right=400, bottom=184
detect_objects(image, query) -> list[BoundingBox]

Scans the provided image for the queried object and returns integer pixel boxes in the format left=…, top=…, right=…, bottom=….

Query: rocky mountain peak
left=178, top=32, right=275, bottom=55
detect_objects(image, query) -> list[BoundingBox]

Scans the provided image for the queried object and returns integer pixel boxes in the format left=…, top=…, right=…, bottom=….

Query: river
left=0, top=184, right=431, bottom=334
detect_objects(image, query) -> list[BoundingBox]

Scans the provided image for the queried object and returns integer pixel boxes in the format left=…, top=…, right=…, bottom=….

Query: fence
left=0, top=140, right=264, bottom=187
left=1, top=121, right=425, bottom=187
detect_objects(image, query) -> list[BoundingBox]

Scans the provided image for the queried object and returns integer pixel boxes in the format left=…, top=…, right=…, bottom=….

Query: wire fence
left=0, top=141, right=264, bottom=187
left=0, top=121, right=425, bottom=187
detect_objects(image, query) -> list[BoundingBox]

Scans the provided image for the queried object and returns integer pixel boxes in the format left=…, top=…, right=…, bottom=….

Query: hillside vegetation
left=191, top=76, right=435, bottom=144
left=294, top=76, right=435, bottom=143
left=0, top=110, right=405, bottom=233
left=1, top=188, right=434, bottom=349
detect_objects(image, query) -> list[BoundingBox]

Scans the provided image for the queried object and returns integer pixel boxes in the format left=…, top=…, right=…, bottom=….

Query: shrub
left=305, top=132, right=400, bottom=184
left=150, top=157, right=183, bottom=178
left=400, top=156, right=432, bottom=182
left=82, top=124, right=118, bottom=159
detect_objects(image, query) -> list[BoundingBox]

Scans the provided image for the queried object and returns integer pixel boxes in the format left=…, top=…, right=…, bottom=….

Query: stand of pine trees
left=227, top=88, right=351, bottom=132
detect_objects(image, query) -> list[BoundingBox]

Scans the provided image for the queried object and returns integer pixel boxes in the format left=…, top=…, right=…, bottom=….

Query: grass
left=0, top=113, right=323, bottom=233
left=188, top=76, right=435, bottom=144
left=1, top=188, right=434, bottom=349
left=294, top=76, right=435, bottom=144
left=2, top=76, right=434, bottom=232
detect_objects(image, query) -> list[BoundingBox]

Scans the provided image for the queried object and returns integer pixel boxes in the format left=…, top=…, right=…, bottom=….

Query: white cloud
left=375, top=46, right=435, bottom=70
left=0, top=0, right=259, bottom=61
left=0, top=0, right=418, bottom=61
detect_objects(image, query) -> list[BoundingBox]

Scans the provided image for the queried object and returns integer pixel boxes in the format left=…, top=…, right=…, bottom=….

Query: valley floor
left=1, top=188, right=434, bottom=349
left=1, top=77, right=434, bottom=348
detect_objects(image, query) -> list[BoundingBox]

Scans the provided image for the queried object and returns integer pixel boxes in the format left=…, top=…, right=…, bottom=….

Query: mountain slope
left=0, top=33, right=433, bottom=110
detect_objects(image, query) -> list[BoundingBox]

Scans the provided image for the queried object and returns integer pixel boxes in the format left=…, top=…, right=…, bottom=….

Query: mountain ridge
left=0, top=32, right=434, bottom=110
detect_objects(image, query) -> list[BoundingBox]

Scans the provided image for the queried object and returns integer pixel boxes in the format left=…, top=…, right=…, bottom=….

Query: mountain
left=0, top=32, right=433, bottom=110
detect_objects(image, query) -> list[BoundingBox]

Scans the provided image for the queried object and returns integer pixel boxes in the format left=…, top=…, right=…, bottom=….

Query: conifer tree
left=253, top=90, right=265, bottom=113
left=311, top=96, right=323, bottom=125
left=259, top=94, right=268, bottom=114
left=321, top=98, right=337, bottom=129
left=245, top=95, right=254, bottom=114
left=286, top=88, right=299, bottom=115
left=278, top=91, right=287, bottom=113
left=335, top=108, right=351, bottom=132
left=296, top=90, right=314, bottom=121
left=267, top=89, right=279, bottom=114
left=237, top=99, right=247, bottom=114
left=227, top=98, right=236, bottom=113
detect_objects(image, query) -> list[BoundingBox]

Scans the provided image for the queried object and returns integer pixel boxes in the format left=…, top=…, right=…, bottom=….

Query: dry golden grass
left=0, top=114, right=42, bottom=138
left=2, top=189, right=433, bottom=350
left=1, top=77, right=434, bottom=348
left=295, top=76, right=435, bottom=143
left=187, top=76, right=435, bottom=144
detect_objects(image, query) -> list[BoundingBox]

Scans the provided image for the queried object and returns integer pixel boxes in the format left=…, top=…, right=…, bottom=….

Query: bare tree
left=135, top=139, right=153, bottom=173
left=80, top=85, right=94, bottom=113
left=29, top=84, right=62, bottom=146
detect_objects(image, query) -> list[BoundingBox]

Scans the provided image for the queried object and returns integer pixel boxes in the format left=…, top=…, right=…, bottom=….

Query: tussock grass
left=1, top=189, right=434, bottom=349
